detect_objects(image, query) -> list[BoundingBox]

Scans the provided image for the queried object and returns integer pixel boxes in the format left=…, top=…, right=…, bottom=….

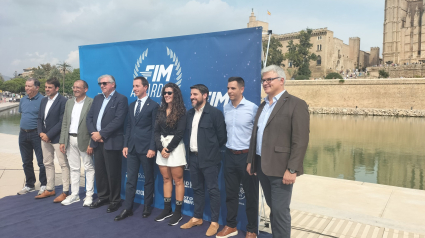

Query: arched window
left=317, top=55, right=322, bottom=66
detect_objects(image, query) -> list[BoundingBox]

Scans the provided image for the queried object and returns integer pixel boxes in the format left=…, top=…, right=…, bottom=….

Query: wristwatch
left=288, top=169, right=297, bottom=174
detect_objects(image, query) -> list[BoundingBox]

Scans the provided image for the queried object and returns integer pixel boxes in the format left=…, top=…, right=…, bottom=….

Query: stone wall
left=281, top=79, right=425, bottom=113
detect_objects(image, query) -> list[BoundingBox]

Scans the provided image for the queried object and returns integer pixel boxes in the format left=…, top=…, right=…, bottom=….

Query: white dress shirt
left=190, top=105, right=204, bottom=152
left=44, top=93, right=59, bottom=126
left=134, top=95, right=148, bottom=116
left=69, top=97, right=86, bottom=134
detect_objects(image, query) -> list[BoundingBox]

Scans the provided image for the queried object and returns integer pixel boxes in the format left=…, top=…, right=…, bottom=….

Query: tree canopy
left=263, top=36, right=285, bottom=67
left=284, top=28, right=317, bottom=77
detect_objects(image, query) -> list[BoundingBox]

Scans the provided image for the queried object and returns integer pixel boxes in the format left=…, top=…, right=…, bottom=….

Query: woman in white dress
left=154, top=82, right=187, bottom=226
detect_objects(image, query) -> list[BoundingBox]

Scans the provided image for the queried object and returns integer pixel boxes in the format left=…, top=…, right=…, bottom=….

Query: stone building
left=248, top=11, right=380, bottom=78
left=383, top=0, right=425, bottom=64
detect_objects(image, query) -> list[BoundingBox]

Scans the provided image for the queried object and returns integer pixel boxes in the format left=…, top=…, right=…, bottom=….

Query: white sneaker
left=38, top=186, right=46, bottom=195
left=83, top=196, right=93, bottom=207
left=61, top=195, right=80, bottom=206
left=17, top=186, right=35, bottom=195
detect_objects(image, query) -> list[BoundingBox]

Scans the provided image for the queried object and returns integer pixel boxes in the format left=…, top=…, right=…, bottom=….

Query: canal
left=0, top=108, right=424, bottom=190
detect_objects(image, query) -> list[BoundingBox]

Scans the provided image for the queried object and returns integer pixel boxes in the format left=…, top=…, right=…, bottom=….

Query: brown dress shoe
left=206, top=222, right=219, bottom=237
left=180, top=218, right=203, bottom=229
left=217, top=225, right=238, bottom=237
left=53, top=193, right=68, bottom=203
left=35, top=190, right=56, bottom=199
left=245, top=231, right=257, bottom=238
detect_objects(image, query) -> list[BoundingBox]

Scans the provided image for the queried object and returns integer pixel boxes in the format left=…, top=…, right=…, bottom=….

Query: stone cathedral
left=383, top=0, right=425, bottom=64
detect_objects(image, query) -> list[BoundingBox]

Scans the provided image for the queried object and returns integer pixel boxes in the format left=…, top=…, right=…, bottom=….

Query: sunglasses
left=163, top=91, right=173, bottom=96
left=98, top=82, right=110, bottom=86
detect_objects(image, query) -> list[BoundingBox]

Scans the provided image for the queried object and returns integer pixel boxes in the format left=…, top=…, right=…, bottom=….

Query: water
left=306, top=114, right=425, bottom=190
left=0, top=108, right=424, bottom=190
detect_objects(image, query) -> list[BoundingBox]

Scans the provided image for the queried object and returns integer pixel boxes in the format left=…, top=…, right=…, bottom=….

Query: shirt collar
left=103, top=90, right=115, bottom=99
left=28, top=92, right=41, bottom=100
left=48, top=93, right=59, bottom=102
left=196, top=105, right=205, bottom=113
left=74, top=96, right=86, bottom=104
left=137, top=95, right=148, bottom=103
left=264, top=90, right=285, bottom=104
left=228, top=96, right=247, bottom=108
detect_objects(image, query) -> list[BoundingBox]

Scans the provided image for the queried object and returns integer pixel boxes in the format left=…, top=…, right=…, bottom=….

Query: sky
left=0, top=0, right=385, bottom=77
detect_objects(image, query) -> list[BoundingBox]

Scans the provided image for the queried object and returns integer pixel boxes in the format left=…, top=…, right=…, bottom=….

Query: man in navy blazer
left=115, top=76, right=159, bottom=221
left=35, top=77, right=70, bottom=202
left=86, top=74, right=128, bottom=213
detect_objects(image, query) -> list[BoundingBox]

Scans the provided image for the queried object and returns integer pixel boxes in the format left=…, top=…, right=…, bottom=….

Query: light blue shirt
left=224, top=97, right=258, bottom=150
left=256, top=90, right=286, bottom=156
left=96, top=90, right=115, bottom=131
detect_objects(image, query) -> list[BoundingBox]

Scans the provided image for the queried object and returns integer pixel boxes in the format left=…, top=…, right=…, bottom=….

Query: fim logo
left=138, top=173, right=145, bottom=182
left=136, top=190, right=145, bottom=196
left=184, top=196, right=194, bottom=205
left=208, top=91, right=229, bottom=108
left=238, top=184, right=245, bottom=200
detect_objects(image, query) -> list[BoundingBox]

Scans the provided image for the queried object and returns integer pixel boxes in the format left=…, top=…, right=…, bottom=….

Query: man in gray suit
left=59, top=80, right=95, bottom=206
left=247, top=65, right=310, bottom=238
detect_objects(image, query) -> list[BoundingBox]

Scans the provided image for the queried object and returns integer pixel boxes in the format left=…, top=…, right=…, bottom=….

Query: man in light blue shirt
left=217, top=77, right=259, bottom=238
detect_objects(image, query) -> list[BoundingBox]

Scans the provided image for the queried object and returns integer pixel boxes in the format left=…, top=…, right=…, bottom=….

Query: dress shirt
left=190, top=105, right=204, bottom=152
left=134, top=95, right=148, bottom=116
left=256, top=90, right=286, bottom=156
left=69, top=97, right=86, bottom=134
left=224, top=97, right=258, bottom=150
left=19, top=92, right=43, bottom=130
left=44, top=93, right=59, bottom=126
left=96, top=90, right=115, bottom=131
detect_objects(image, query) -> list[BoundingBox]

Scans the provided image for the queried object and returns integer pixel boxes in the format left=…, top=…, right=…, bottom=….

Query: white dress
left=156, top=135, right=186, bottom=167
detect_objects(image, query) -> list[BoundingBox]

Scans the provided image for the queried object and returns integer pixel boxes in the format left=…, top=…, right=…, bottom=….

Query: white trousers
left=67, top=136, right=95, bottom=197
left=41, top=141, right=70, bottom=191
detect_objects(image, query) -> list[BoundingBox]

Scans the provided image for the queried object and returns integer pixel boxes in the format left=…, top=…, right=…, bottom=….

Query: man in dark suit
left=35, top=77, right=69, bottom=202
left=115, top=76, right=159, bottom=221
left=247, top=65, right=310, bottom=238
left=180, top=84, right=227, bottom=237
left=86, top=74, right=128, bottom=213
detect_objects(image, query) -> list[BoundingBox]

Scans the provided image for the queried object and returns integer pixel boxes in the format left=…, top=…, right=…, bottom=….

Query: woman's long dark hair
left=158, top=83, right=186, bottom=128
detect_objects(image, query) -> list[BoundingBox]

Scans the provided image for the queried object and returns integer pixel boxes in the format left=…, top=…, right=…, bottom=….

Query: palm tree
left=56, top=61, right=72, bottom=94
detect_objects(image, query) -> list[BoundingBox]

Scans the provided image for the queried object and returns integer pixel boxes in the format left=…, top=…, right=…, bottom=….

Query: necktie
left=135, top=100, right=141, bottom=118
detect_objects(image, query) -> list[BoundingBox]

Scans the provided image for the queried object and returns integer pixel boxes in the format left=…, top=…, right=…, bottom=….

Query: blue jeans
left=189, top=152, right=221, bottom=222
left=19, top=130, right=46, bottom=188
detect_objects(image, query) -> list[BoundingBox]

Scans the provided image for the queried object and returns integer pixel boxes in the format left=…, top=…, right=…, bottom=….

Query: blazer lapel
left=265, top=91, right=289, bottom=127
left=135, top=97, right=151, bottom=124
left=78, top=99, right=89, bottom=127
left=101, top=93, right=117, bottom=120
left=45, top=94, right=61, bottom=120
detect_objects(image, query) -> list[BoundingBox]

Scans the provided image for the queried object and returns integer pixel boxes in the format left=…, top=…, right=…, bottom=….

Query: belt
left=190, top=151, right=198, bottom=156
left=69, top=133, right=77, bottom=137
left=228, top=149, right=249, bottom=155
left=21, top=128, right=37, bottom=133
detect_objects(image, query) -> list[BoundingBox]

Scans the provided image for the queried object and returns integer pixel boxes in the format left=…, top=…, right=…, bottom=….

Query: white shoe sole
left=17, top=190, right=35, bottom=195
left=216, top=230, right=238, bottom=238
left=155, top=213, right=173, bottom=222
left=61, top=199, right=80, bottom=206
left=168, top=216, right=183, bottom=226
left=83, top=202, right=92, bottom=207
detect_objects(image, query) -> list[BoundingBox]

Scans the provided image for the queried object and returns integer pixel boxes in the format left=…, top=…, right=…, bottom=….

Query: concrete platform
left=0, top=132, right=424, bottom=237
left=0, top=102, right=19, bottom=112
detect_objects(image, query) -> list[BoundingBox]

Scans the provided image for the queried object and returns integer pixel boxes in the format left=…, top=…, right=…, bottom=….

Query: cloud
left=66, top=50, right=79, bottom=68
left=11, top=59, right=21, bottom=66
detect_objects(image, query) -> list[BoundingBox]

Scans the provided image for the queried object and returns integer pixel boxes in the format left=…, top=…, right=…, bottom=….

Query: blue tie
left=135, top=100, right=141, bottom=118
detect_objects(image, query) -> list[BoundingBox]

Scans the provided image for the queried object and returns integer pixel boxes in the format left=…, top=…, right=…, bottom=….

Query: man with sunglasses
left=115, top=76, right=159, bottom=221
left=247, top=65, right=310, bottom=238
left=86, top=75, right=128, bottom=213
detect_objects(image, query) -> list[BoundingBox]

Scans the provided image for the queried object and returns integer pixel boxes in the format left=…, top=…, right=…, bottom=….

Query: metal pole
left=264, top=32, right=272, bottom=69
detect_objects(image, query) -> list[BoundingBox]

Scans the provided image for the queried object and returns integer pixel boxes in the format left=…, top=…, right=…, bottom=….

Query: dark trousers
left=256, top=155, right=293, bottom=238
left=123, top=152, right=155, bottom=210
left=189, top=152, right=221, bottom=222
left=93, top=143, right=122, bottom=203
left=19, top=130, right=46, bottom=188
left=224, top=149, right=259, bottom=233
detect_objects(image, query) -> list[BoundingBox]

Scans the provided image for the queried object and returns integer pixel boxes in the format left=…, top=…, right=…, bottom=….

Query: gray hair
left=26, top=78, right=40, bottom=87
left=261, top=65, right=286, bottom=84
left=98, top=74, right=116, bottom=88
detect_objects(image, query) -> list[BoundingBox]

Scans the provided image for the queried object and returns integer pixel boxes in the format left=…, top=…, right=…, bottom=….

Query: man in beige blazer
left=59, top=80, right=95, bottom=206
left=247, top=65, right=310, bottom=238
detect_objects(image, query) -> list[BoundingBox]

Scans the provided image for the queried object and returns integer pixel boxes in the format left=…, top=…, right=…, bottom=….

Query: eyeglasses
left=98, top=82, right=110, bottom=86
left=163, top=91, right=173, bottom=96
left=261, top=77, right=280, bottom=84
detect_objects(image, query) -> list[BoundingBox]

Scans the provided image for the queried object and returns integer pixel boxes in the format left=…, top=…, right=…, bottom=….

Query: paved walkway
left=0, top=102, right=19, bottom=112
left=0, top=132, right=424, bottom=237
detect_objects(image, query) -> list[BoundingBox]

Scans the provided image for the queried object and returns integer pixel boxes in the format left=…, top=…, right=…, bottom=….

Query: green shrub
left=295, top=75, right=309, bottom=80
left=325, top=72, right=343, bottom=79
left=339, top=79, right=345, bottom=83
left=378, top=70, right=389, bottom=78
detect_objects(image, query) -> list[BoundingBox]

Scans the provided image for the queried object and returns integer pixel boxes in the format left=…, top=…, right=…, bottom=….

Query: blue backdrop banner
left=79, top=27, right=262, bottom=231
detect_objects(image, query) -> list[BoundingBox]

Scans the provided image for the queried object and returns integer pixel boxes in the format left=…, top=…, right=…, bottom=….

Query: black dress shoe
left=90, top=199, right=109, bottom=209
left=107, top=202, right=121, bottom=213
left=114, top=209, right=133, bottom=221
left=142, top=206, right=152, bottom=218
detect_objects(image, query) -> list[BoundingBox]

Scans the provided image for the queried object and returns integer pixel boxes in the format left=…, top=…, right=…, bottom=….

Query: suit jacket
left=186, top=102, right=227, bottom=169
left=247, top=91, right=310, bottom=177
left=124, top=97, right=159, bottom=154
left=37, top=93, right=68, bottom=144
left=86, top=91, right=128, bottom=150
left=59, top=97, right=93, bottom=152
